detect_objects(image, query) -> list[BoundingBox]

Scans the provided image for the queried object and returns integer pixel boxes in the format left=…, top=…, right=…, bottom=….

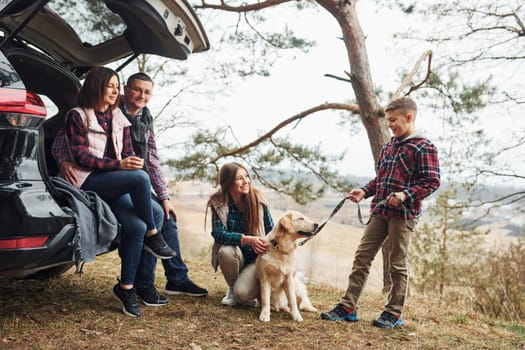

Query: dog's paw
left=291, top=313, right=304, bottom=322
left=301, top=305, right=318, bottom=313
left=272, top=304, right=290, bottom=312
left=259, top=311, right=271, bottom=322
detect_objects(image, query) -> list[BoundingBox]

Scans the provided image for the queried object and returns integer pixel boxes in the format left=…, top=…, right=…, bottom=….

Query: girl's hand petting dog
left=242, top=235, right=267, bottom=255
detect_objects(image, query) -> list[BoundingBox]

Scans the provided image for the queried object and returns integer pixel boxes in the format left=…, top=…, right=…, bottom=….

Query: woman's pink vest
left=68, top=107, right=131, bottom=188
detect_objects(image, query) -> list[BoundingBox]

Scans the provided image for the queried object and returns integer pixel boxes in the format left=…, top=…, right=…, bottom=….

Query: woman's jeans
left=82, top=170, right=156, bottom=231
left=108, top=194, right=164, bottom=285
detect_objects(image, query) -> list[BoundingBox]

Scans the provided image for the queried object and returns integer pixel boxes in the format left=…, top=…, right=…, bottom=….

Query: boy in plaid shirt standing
left=321, top=96, right=440, bottom=329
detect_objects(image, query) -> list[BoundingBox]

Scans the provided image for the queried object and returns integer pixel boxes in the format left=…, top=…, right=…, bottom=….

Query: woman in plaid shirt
left=321, top=97, right=440, bottom=329
left=62, top=66, right=175, bottom=317
left=207, top=162, right=274, bottom=306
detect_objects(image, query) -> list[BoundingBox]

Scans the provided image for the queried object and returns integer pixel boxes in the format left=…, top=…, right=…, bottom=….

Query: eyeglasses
left=128, top=85, right=153, bottom=96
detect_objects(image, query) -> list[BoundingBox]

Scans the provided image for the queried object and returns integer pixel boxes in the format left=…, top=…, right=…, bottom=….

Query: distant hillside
left=164, top=163, right=522, bottom=204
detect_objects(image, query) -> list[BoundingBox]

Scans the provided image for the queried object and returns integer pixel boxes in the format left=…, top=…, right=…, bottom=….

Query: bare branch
left=249, top=165, right=283, bottom=192
left=478, top=169, right=525, bottom=180
left=502, top=91, right=525, bottom=104
left=392, top=50, right=433, bottom=100
left=452, top=191, right=525, bottom=209
left=154, top=88, right=186, bottom=121
left=241, top=11, right=280, bottom=48
left=269, top=138, right=340, bottom=192
left=451, top=54, right=525, bottom=64
left=500, top=142, right=525, bottom=153
left=513, top=9, right=525, bottom=34
left=324, top=73, right=352, bottom=83
left=196, top=0, right=293, bottom=12
left=209, top=102, right=360, bottom=163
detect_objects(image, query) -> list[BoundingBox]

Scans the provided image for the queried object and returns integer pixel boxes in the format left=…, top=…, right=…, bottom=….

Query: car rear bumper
left=0, top=223, right=76, bottom=278
left=0, top=181, right=76, bottom=276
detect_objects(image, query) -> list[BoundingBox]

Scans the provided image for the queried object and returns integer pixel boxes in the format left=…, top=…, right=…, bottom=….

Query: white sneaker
left=221, top=288, right=237, bottom=306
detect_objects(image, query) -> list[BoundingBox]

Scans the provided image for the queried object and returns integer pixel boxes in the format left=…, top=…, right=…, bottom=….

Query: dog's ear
left=278, top=211, right=294, bottom=234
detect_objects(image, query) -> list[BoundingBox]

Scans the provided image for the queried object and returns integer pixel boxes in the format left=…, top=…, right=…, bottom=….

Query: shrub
left=469, top=240, right=525, bottom=321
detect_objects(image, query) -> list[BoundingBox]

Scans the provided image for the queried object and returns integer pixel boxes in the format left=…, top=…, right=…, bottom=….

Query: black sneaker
left=372, top=311, right=404, bottom=329
left=143, top=233, right=176, bottom=259
left=165, top=280, right=208, bottom=297
left=320, top=303, right=359, bottom=322
left=136, top=285, right=168, bottom=306
left=112, top=283, right=141, bottom=317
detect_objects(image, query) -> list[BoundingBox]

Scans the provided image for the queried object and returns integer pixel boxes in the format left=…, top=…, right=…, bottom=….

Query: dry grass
left=1, top=185, right=524, bottom=349
left=1, top=252, right=524, bottom=350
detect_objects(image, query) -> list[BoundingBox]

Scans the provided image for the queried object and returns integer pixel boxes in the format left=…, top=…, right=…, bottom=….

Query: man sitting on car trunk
left=52, top=72, right=207, bottom=314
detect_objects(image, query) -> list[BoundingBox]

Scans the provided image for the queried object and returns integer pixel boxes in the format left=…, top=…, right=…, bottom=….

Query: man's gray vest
left=120, top=102, right=153, bottom=171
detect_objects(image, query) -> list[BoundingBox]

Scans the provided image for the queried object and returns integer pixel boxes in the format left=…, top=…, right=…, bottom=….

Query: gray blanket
left=50, top=176, right=120, bottom=272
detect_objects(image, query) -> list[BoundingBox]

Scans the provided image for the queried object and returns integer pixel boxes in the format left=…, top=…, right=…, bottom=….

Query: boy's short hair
left=385, top=96, right=417, bottom=115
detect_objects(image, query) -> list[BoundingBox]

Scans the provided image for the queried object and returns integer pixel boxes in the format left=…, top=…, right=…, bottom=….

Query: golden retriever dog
left=256, top=210, right=318, bottom=322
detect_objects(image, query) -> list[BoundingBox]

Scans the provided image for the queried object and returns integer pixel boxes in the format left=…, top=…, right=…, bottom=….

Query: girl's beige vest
left=209, top=195, right=269, bottom=272
left=66, top=107, right=131, bottom=188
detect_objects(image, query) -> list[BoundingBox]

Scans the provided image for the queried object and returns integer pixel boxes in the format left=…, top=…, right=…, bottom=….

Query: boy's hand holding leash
left=387, top=192, right=407, bottom=207
left=348, top=188, right=365, bottom=203
left=348, top=189, right=407, bottom=208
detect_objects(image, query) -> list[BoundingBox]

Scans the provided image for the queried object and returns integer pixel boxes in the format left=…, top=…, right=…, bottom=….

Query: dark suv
left=0, top=0, right=209, bottom=279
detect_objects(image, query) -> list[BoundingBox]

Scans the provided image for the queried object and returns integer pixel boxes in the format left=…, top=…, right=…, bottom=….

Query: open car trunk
left=0, top=0, right=209, bottom=279
left=0, top=0, right=209, bottom=77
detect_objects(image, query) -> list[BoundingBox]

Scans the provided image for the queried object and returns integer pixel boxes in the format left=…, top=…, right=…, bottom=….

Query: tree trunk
left=316, top=0, right=390, bottom=163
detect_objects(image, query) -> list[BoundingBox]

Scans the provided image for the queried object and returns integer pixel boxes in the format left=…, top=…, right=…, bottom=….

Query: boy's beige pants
left=341, top=214, right=416, bottom=317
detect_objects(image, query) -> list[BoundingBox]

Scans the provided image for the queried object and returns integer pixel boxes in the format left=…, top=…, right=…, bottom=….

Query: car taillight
left=0, top=89, right=46, bottom=117
left=23, top=91, right=46, bottom=116
left=0, top=91, right=47, bottom=127
left=0, top=236, right=49, bottom=249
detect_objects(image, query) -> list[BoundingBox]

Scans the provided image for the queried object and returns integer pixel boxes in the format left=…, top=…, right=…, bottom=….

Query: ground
left=0, top=181, right=523, bottom=349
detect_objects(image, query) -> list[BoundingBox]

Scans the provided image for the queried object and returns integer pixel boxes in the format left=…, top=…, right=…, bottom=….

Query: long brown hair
left=77, top=66, right=121, bottom=109
left=206, top=162, right=263, bottom=234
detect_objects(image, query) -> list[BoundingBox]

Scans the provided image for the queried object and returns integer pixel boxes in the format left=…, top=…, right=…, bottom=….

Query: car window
left=0, top=50, right=23, bottom=88
left=49, top=0, right=126, bottom=46
left=0, top=1, right=9, bottom=12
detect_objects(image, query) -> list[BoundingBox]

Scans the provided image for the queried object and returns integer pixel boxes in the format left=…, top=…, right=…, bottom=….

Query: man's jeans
left=135, top=199, right=190, bottom=288
left=108, top=194, right=164, bottom=285
left=82, top=170, right=156, bottom=231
